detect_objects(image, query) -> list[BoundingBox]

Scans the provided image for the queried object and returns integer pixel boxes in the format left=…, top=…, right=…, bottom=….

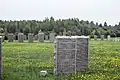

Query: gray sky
left=0, top=0, right=120, bottom=25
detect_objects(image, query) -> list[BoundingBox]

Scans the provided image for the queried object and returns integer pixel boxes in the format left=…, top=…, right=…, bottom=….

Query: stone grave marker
left=45, top=35, right=49, bottom=40
left=0, top=33, right=5, bottom=42
left=117, top=38, right=119, bottom=42
left=94, top=35, right=97, bottom=40
left=24, top=35, right=27, bottom=40
left=50, top=33, right=55, bottom=43
left=18, top=33, right=24, bottom=42
left=0, top=36, right=2, bottom=79
left=115, top=38, right=117, bottom=42
left=28, top=33, right=34, bottom=43
left=34, top=35, right=38, bottom=40
left=54, top=36, right=89, bottom=75
left=115, top=38, right=119, bottom=42
left=63, top=28, right=66, bottom=36
left=112, top=38, right=115, bottom=41
left=13, top=35, right=16, bottom=40
left=118, top=38, right=120, bottom=42
left=38, top=31, right=44, bottom=42
left=101, top=35, right=104, bottom=40
left=8, top=33, right=14, bottom=42
left=107, top=35, right=110, bottom=41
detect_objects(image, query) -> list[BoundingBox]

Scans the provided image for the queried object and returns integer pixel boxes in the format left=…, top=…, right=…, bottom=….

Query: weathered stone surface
left=45, top=35, right=49, bottom=40
left=50, top=33, right=55, bottom=43
left=28, top=33, right=34, bottom=43
left=38, top=32, right=44, bottom=42
left=94, top=35, right=97, bottom=40
left=18, top=33, right=24, bottom=42
left=56, top=49, right=76, bottom=74
left=13, top=35, right=16, bottom=40
left=63, top=28, right=66, bottom=36
left=0, top=36, right=2, bottom=79
left=107, top=35, right=110, bottom=41
left=8, top=33, right=14, bottom=42
left=76, top=38, right=88, bottom=71
left=34, top=35, right=38, bottom=40
left=24, top=35, right=27, bottom=40
left=101, top=35, right=104, bottom=40
left=54, top=36, right=89, bottom=74
left=115, top=38, right=119, bottom=42
left=118, top=38, right=120, bottom=42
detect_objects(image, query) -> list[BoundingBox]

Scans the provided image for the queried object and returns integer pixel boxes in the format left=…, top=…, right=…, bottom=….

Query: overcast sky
left=0, top=0, right=120, bottom=25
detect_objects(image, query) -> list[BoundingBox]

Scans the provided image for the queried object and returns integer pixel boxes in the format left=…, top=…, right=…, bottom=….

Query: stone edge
left=56, top=36, right=89, bottom=39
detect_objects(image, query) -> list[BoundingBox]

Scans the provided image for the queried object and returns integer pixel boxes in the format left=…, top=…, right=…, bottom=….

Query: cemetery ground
left=2, top=40, right=120, bottom=80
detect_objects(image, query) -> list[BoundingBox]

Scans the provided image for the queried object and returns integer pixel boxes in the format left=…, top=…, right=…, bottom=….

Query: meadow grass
left=2, top=40, right=120, bottom=80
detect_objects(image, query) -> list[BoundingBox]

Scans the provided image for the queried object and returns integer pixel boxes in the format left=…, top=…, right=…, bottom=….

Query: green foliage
left=110, top=33, right=117, bottom=37
left=66, top=31, right=72, bottom=36
left=0, top=18, right=120, bottom=37
left=94, top=30, right=100, bottom=37
left=0, top=28, right=4, bottom=33
left=2, top=41, right=120, bottom=80
left=23, top=25, right=30, bottom=36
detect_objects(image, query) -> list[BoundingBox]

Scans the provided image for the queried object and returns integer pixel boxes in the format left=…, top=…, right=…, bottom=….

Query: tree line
left=0, top=17, right=120, bottom=38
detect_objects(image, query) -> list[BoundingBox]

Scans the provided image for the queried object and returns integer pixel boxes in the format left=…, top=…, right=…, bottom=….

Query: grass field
left=2, top=40, right=120, bottom=80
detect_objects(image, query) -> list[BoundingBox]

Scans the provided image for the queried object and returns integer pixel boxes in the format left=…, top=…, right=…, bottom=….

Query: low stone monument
left=94, top=35, right=97, bottom=40
left=18, top=33, right=24, bottom=42
left=28, top=33, right=34, bottom=43
left=107, top=35, right=110, bottom=41
left=115, top=38, right=119, bottom=42
left=45, top=35, right=49, bottom=40
left=54, top=36, right=89, bottom=75
left=118, top=38, right=120, bottom=42
left=13, top=35, right=16, bottom=40
left=0, top=36, right=2, bottom=79
left=50, top=33, right=55, bottom=43
left=38, top=30, right=44, bottom=42
left=63, top=28, right=66, bottom=36
left=0, top=33, right=5, bottom=42
left=101, top=35, right=104, bottom=40
left=8, top=33, right=14, bottom=42
left=34, top=35, right=38, bottom=40
left=24, top=35, right=27, bottom=40
left=112, top=38, right=115, bottom=41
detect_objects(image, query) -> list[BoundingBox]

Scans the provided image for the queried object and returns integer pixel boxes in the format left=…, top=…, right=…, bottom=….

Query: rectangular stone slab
left=18, top=33, right=24, bottom=42
left=0, top=36, right=2, bottom=79
left=28, top=33, right=34, bottom=43
left=8, top=33, right=14, bottom=42
left=54, top=36, right=89, bottom=75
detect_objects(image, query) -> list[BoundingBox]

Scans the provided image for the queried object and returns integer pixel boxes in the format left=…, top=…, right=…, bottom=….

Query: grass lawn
left=2, top=40, right=120, bottom=80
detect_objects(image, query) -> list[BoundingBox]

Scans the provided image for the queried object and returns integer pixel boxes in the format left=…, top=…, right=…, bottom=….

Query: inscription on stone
left=54, top=36, right=89, bottom=75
